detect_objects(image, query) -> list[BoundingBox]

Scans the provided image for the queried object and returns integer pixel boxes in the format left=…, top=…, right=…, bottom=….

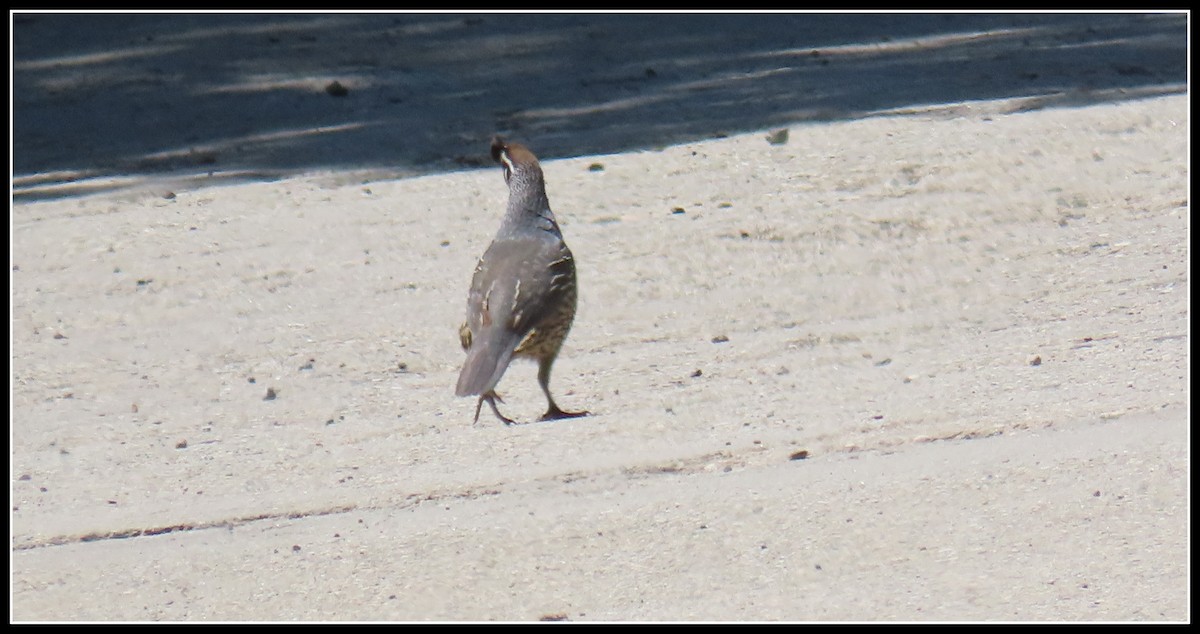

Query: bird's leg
left=476, top=391, right=518, bottom=426
left=537, top=359, right=589, bottom=421
left=472, top=396, right=485, bottom=425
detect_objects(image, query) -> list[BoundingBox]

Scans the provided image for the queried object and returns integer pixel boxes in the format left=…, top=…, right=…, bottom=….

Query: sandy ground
left=10, top=13, right=1191, bottom=623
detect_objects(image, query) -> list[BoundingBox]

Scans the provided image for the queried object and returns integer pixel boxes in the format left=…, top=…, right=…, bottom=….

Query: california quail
left=455, top=136, right=589, bottom=425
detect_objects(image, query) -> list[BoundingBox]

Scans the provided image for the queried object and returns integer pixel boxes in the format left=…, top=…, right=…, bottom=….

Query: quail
left=455, top=136, right=589, bottom=425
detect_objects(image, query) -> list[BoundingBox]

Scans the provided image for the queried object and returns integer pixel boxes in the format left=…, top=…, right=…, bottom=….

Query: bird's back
left=455, top=232, right=577, bottom=397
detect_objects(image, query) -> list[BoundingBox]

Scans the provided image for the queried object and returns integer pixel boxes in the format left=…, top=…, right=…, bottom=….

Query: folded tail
left=456, top=331, right=520, bottom=397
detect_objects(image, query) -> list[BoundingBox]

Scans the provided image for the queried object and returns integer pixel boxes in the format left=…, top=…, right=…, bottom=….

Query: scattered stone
left=1029, top=354, right=1042, bottom=366
left=711, top=335, right=729, bottom=343
left=789, top=450, right=810, bottom=461
left=175, top=440, right=188, bottom=449
left=325, top=81, right=349, bottom=97
left=765, top=128, right=790, bottom=145
left=690, top=369, right=703, bottom=378
left=264, top=388, right=278, bottom=401
left=588, top=163, right=605, bottom=172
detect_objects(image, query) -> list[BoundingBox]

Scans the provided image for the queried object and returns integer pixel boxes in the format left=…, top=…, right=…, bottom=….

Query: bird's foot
left=539, top=407, right=590, bottom=422
left=476, top=392, right=518, bottom=426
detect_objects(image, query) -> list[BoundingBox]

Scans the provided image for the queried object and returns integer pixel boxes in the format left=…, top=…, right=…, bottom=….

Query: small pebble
left=325, top=81, right=349, bottom=97
left=765, top=128, right=790, bottom=145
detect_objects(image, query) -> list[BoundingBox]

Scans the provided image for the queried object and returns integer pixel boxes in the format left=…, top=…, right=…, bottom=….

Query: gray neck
left=500, top=174, right=561, bottom=237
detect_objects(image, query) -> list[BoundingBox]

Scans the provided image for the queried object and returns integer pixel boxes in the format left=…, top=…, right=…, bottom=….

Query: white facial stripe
left=499, top=151, right=515, bottom=174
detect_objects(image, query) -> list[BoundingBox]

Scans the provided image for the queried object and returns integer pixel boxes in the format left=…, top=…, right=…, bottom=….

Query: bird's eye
left=499, top=150, right=515, bottom=184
